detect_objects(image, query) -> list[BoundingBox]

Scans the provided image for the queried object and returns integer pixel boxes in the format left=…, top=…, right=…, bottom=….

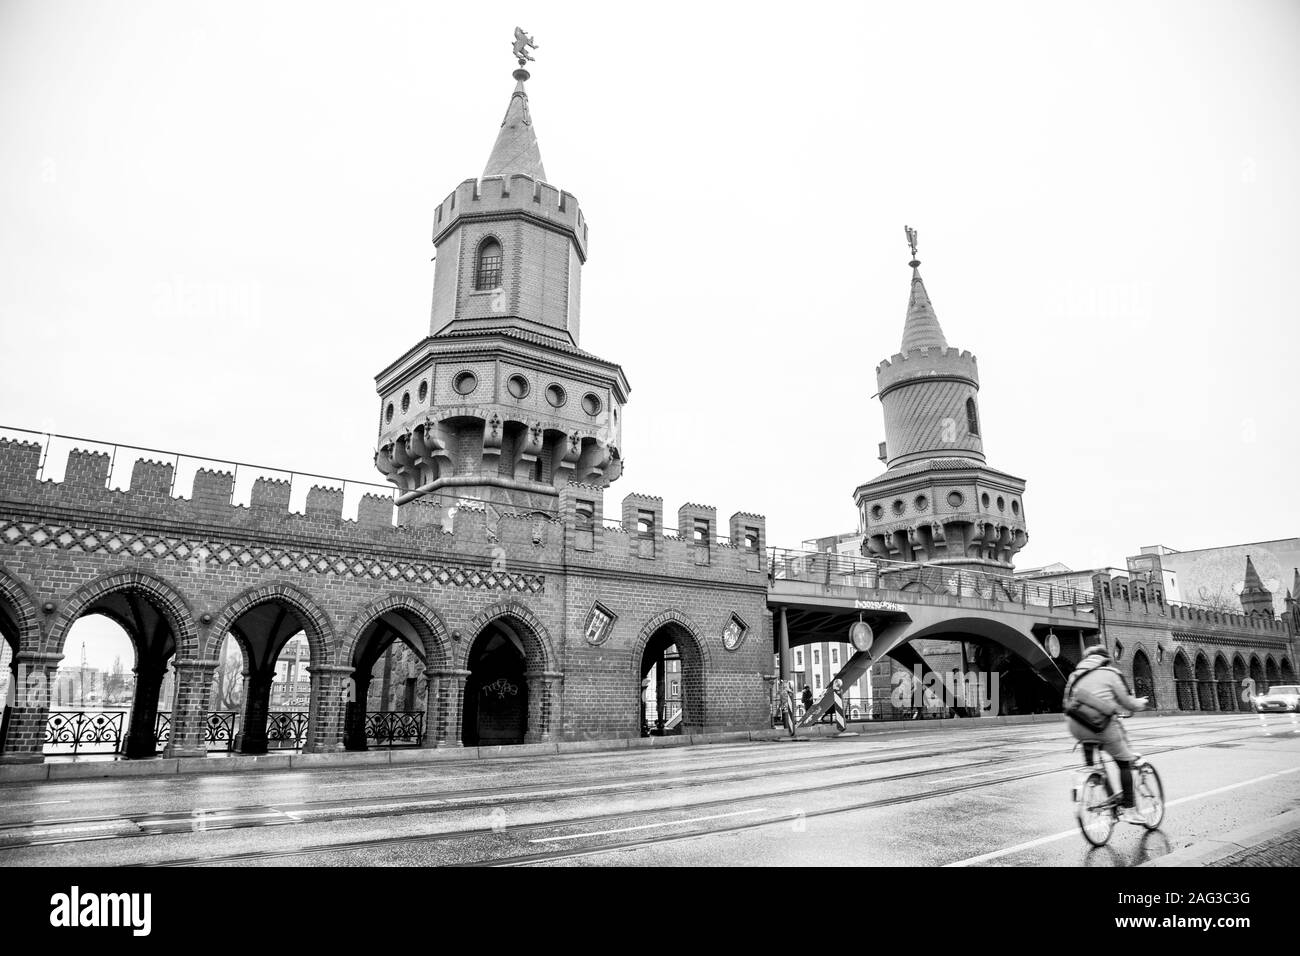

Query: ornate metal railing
left=365, top=710, right=424, bottom=747
left=266, top=711, right=309, bottom=750
left=205, top=712, right=239, bottom=750
left=44, top=710, right=127, bottom=755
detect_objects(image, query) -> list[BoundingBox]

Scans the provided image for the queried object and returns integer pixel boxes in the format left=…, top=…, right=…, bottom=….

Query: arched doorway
left=345, top=602, right=443, bottom=750
left=1194, top=653, right=1216, bottom=711
left=1249, top=656, right=1264, bottom=697
left=48, top=577, right=187, bottom=758
left=1282, top=658, right=1295, bottom=684
left=636, top=620, right=705, bottom=736
left=1173, top=651, right=1196, bottom=711
left=1265, top=657, right=1280, bottom=690
left=1131, top=649, right=1156, bottom=708
left=213, top=587, right=330, bottom=755
left=463, top=620, right=528, bottom=747
left=1232, top=655, right=1249, bottom=712
left=1213, top=655, right=1234, bottom=711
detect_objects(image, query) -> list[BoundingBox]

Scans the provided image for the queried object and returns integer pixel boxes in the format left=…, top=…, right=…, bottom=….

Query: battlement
left=1092, top=569, right=1291, bottom=638
left=0, top=438, right=767, bottom=580
left=432, top=175, right=588, bottom=260
left=876, top=347, right=979, bottom=394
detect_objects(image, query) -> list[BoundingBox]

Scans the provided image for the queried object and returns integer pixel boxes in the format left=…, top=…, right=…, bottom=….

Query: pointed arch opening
left=634, top=613, right=707, bottom=737
left=1231, top=655, right=1249, bottom=712
left=211, top=585, right=332, bottom=755
left=1194, top=652, right=1216, bottom=711
left=1213, top=654, right=1234, bottom=711
left=1131, top=648, right=1156, bottom=709
left=343, top=597, right=449, bottom=750
left=1173, top=651, right=1196, bottom=711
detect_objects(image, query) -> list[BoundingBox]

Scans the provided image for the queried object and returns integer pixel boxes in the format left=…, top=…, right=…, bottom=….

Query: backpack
left=1063, top=662, right=1112, bottom=732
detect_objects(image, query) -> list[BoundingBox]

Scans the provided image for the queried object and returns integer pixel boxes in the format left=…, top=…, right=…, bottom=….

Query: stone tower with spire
left=1239, top=555, right=1275, bottom=620
left=374, top=43, right=628, bottom=512
left=854, top=232, right=1028, bottom=572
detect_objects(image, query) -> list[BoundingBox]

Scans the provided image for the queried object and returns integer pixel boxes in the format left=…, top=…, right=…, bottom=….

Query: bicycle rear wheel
left=1133, top=761, right=1165, bottom=830
left=1076, top=771, right=1116, bottom=846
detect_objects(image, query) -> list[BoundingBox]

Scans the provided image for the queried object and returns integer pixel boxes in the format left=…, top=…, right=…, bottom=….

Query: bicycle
left=1072, top=716, right=1165, bottom=847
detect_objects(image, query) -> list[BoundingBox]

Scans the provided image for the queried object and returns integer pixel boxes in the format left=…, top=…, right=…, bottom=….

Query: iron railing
left=44, top=710, right=127, bottom=755
left=766, top=546, right=1096, bottom=611
left=365, top=710, right=425, bottom=747
left=266, top=711, right=310, bottom=750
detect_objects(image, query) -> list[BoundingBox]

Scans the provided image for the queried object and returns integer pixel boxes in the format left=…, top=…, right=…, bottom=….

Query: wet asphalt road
left=0, top=712, right=1296, bottom=867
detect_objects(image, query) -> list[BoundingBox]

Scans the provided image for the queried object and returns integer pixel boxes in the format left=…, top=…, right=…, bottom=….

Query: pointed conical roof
left=1243, top=554, right=1270, bottom=594
left=483, top=68, right=547, bottom=182
left=901, top=264, right=949, bottom=352
left=1291, top=568, right=1300, bottom=601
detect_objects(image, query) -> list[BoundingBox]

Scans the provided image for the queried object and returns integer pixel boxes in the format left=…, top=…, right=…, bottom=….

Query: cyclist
left=1064, top=643, right=1149, bottom=822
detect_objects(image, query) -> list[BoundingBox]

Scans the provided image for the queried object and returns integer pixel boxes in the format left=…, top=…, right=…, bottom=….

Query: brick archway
left=46, top=569, right=197, bottom=659
left=0, top=562, right=39, bottom=653
left=632, top=610, right=710, bottom=737
left=341, top=593, right=452, bottom=670
left=208, top=581, right=334, bottom=665
left=462, top=600, right=554, bottom=672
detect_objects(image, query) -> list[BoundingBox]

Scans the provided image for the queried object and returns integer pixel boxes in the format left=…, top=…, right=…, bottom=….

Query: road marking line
left=944, top=765, right=1300, bottom=867
left=529, top=808, right=769, bottom=843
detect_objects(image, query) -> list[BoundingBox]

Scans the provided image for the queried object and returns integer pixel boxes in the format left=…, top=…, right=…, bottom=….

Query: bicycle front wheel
left=1076, top=771, right=1115, bottom=847
left=1134, top=761, right=1165, bottom=830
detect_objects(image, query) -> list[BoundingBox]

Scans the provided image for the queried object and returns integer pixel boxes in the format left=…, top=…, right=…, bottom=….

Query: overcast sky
left=2, top=0, right=1297, bottom=668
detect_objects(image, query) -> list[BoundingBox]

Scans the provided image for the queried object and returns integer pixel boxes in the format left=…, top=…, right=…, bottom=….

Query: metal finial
left=512, top=26, right=539, bottom=67
left=905, top=225, right=920, bottom=268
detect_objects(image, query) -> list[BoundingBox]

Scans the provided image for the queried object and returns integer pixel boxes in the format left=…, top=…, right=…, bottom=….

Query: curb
left=1142, top=808, right=1300, bottom=867
left=0, top=711, right=1068, bottom=785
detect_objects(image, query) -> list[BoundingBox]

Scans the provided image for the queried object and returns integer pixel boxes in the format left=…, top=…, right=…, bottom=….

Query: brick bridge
left=0, top=436, right=771, bottom=764
left=1, top=436, right=1295, bottom=764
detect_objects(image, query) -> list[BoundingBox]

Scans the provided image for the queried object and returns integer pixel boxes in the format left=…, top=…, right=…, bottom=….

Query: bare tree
left=209, top=638, right=244, bottom=711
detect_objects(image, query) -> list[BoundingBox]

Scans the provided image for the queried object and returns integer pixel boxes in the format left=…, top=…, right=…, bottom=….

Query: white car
left=1254, top=684, right=1300, bottom=714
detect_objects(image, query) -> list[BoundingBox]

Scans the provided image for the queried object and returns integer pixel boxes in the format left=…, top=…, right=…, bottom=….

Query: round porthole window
left=1012, top=500, right=1021, bottom=516
left=981, top=492, right=991, bottom=508
left=581, top=393, right=602, bottom=416
left=545, top=384, right=567, bottom=407
left=417, top=381, right=428, bottom=403
left=870, top=504, right=884, bottom=520
left=915, top=495, right=929, bottom=512
left=892, top=499, right=906, bottom=516
left=996, top=495, right=1005, bottom=512
left=507, top=374, right=530, bottom=399
left=400, top=391, right=410, bottom=413
left=947, top=491, right=964, bottom=509
left=385, top=403, right=394, bottom=423
left=453, top=371, right=478, bottom=395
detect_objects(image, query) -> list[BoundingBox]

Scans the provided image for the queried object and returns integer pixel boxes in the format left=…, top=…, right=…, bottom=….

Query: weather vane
left=512, top=27, right=538, bottom=67
left=905, top=225, right=919, bottom=266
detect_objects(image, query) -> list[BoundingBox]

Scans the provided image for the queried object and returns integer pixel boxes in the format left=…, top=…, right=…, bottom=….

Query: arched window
left=475, top=238, right=502, bottom=291
left=966, top=397, right=980, bottom=437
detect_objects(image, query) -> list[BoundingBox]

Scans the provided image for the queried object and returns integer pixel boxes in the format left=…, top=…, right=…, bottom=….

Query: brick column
left=124, top=656, right=169, bottom=759
left=236, top=668, right=274, bottom=755
left=524, top=670, right=563, bottom=743
left=425, top=668, right=469, bottom=748
left=344, top=671, right=370, bottom=751
left=305, top=664, right=352, bottom=753
left=163, top=658, right=218, bottom=758
left=0, top=651, right=61, bottom=764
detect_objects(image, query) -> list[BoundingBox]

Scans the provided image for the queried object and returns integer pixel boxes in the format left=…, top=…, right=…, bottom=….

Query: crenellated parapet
left=0, top=438, right=766, bottom=582
left=875, top=346, right=979, bottom=396
left=433, top=175, right=588, bottom=260
left=1091, top=569, right=1292, bottom=640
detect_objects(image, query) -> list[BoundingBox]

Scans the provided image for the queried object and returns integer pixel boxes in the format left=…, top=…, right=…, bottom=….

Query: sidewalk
left=1144, top=808, right=1300, bottom=867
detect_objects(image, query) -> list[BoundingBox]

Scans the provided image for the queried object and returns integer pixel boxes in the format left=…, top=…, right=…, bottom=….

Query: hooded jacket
left=1065, top=653, right=1144, bottom=730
